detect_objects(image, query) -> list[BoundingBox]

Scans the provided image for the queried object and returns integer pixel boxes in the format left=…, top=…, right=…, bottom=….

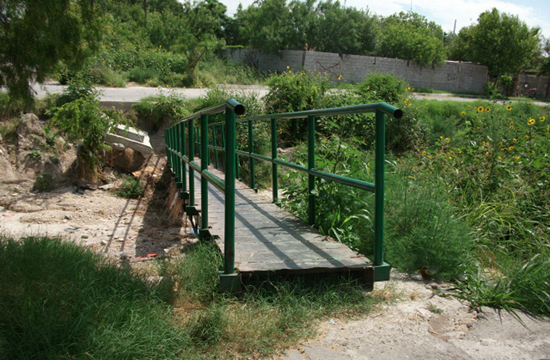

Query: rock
left=16, top=113, right=44, bottom=150
left=100, top=240, right=107, bottom=245
left=65, top=214, right=73, bottom=220
left=106, top=147, right=146, bottom=172
left=81, top=235, right=89, bottom=239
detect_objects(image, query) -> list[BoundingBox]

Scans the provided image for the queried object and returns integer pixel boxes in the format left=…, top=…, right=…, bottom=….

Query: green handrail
left=165, top=100, right=402, bottom=290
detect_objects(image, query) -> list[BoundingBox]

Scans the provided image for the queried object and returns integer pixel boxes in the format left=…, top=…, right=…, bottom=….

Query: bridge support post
left=307, top=115, right=316, bottom=226
left=374, top=109, right=391, bottom=281
left=223, top=106, right=236, bottom=276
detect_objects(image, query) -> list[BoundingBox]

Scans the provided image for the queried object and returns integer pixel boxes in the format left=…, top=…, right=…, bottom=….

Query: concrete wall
left=225, top=49, right=489, bottom=94
left=519, top=73, right=550, bottom=98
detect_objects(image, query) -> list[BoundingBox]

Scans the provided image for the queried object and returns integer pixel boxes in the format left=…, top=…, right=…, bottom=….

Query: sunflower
left=506, top=105, right=513, bottom=111
left=477, top=106, right=484, bottom=112
left=528, top=118, right=536, bottom=126
left=485, top=107, right=491, bottom=112
left=461, top=111, right=466, bottom=116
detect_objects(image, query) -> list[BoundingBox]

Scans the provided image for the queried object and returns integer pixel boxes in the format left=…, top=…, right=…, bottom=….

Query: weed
left=115, top=175, right=144, bottom=199
left=427, top=302, right=444, bottom=314
left=27, top=149, right=42, bottom=162
left=34, top=172, right=55, bottom=192
left=356, top=72, right=408, bottom=104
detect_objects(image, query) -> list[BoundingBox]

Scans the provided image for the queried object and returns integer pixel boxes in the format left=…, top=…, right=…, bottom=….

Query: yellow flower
left=508, top=146, right=514, bottom=151
left=338, top=75, right=342, bottom=80
left=525, top=135, right=529, bottom=140
left=286, top=66, right=290, bottom=69
left=477, top=106, right=484, bottom=112
left=506, top=105, right=512, bottom=111
left=422, top=150, right=427, bottom=156
left=485, top=107, right=491, bottom=112
left=540, top=116, right=545, bottom=122
left=510, top=121, right=514, bottom=129
left=461, top=111, right=466, bottom=116
left=498, top=156, right=502, bottom=161
left=528, top=118, right=536, bottom=126
left=547, top=125, right=550, bottom=132
left=515, top=156, right=520, bottom=161
left=485, top=151, right=489, bottom=157
left=513, top=138, right=517, bottom=143
left=408, top=103, right=412, bottom=107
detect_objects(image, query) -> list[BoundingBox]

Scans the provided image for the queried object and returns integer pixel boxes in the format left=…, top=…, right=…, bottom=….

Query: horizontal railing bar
left=166, top=147, right=226, bottom=193
left=175, top=99, right=245, bottom=125
left=310, top=169, right=375, bottom=192
left=238, top=103, right=402, bottom=123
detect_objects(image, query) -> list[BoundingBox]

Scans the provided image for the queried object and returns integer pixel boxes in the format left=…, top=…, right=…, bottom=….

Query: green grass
left=0, top=235, right=189, bottom=360
left=0, top=236, right=383, bottom=360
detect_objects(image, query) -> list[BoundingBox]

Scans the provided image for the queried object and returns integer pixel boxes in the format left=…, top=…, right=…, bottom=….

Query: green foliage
left=356, top=73, right=407, bottom=104
left=48, top=80, right=126, bottom=178
left=232, top=0, right=379, bottom=55
left=450, top=8, right=540, bottom=77
left=0, top=0, right=100, bottom=102
left=34, top=172, right=55, bottom=192
left=452, top=255, right=550, bottom=319
left=132, top=91, right=190, bottom=133
left=115, top=175, right=145, bottom=199
left=379, top=12, right=446, bottom=66
left=0, top=93, right=33, bottom=120
left=0, top=236, right=188, bottom=360
left=27, top=150, right=43, bottom=162
left=264, top=69, right=329, bottom=114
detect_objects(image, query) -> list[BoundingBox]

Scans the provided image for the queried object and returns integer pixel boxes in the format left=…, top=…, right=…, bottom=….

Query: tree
left=0, top=0, right=100, bottom=102
left=378, top=12, right=445, bottom=67
left=450, top=8, right=540, bottom=78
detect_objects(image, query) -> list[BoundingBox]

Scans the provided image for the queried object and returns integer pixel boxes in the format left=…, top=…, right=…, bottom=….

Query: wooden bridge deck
left=190, top=166, right=373, bottom=282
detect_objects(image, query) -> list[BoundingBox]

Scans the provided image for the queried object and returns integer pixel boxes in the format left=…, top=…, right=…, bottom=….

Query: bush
left=356, top=73, right=408, bottom=104
left=115, top=175, right=144, bottom=199
left=34, top=172, right=55, bottom=192
left=132, top=91, right=189, bottom=133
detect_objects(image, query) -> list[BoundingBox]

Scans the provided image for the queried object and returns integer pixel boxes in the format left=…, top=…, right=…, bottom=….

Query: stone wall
left=518, top=73, right=550, bottom=98
left=225, top=49, right=489, bottom=94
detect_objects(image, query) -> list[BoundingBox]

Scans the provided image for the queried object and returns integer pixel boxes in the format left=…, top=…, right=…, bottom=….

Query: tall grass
left=0, top=235, right=189, bottom=360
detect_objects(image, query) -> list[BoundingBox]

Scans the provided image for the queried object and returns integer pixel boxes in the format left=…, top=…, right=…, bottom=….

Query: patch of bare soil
left=280, top=272, right=550, bottom=360
left=0, top=115, right=192, bottom=264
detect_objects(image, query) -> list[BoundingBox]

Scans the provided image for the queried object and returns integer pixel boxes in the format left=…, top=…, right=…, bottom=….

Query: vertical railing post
left=200, top=114, right=210, bottom=239
left=271, top=118, right=279, bottom=204
left=307, top=115, right=316, bottom=226
left=212, top=125, right=219, bottom=169
left=174, top=125, right=182, bottom=187
left=224, top=108, right=236, bottom=275
left=179, top=122, right=187, bottom=197
left=248, top=120, right=255, bottom=190
left=374, top=109, right=385, bottom=267
left=188, top=119, right=195, bottom=207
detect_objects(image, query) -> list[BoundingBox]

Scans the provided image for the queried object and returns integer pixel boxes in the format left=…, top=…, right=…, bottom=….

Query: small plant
left=115, top=175, right=144, bottom=199
left=34, top=172, right=55, bottom=192
left=27, top=149, right=43, bottom=162
left=427, top=302, right=443, bottom=314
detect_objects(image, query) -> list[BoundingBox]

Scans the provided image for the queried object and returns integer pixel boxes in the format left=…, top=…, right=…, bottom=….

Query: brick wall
left=225, top=49, right=489, bottom=94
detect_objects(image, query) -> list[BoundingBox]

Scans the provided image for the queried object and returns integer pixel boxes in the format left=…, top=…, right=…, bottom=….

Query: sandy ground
left=1, top=117, right=549, bottom=360
left=279, top=273, right=550, bottom=360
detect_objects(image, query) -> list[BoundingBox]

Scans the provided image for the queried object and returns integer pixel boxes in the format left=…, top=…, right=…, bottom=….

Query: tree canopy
left=0, top=0, right=100, bottom=101
left=449, top=8, right=540, bottom=77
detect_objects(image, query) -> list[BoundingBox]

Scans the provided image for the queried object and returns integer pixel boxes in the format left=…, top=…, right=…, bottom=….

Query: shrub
left=132, top=91, right=189, bottom=133
left=115, top=175, right=144, bottom=199
left=356, top=73, right=407, bottom=104
left=34, top=172, right=55, bottom=192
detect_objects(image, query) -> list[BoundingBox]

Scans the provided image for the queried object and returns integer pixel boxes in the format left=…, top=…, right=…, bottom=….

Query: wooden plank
left=184, top=162, right=373, bottom=277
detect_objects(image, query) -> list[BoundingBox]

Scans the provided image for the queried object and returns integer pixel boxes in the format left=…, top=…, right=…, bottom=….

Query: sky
left=219, top=0, right=550, bottom=39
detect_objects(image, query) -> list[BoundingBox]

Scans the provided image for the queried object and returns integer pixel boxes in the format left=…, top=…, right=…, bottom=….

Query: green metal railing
left=165, top=99, right=402, bottom=290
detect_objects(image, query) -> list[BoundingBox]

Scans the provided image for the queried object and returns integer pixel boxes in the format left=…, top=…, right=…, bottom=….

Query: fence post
left=188, top=119, right=195, bottom=207
left=179, top=122, right=188, bottom=198
left=374, top=109, right=385, bottom=268
left=307, top=115, right=316, bottom=226
left=200, top=114, right=211, bottom=240
left=271, top=118, right=279, bottom=204
left=248, top=120, right=256, bottom=190
left=212, top=125, right=219, bottom=169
